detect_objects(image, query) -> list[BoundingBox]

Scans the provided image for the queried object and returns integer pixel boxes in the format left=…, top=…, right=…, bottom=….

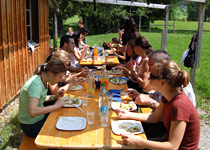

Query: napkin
left=108, top=89, right=124, bottom=102
left=108, top=89, right=124, bottom=94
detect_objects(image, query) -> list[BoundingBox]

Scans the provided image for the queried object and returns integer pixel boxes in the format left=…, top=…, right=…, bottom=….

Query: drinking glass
left=82, top=93, right=88, bottom=106
left=87, top=111, right=94, bottom=124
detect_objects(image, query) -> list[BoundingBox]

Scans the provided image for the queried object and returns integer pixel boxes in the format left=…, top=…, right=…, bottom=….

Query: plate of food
left=56, top=117, right=86, bottom=131
left=70, top=84, right=82, bottom=91
left=110, top=77, right=128, bottom=84
left=108, top=69, right=122, bottom=75
left=62, top=96, right=82, bottom=107
left=111, top=120, right=144, bottom=135
left=111, top=101, right=137, bottom=111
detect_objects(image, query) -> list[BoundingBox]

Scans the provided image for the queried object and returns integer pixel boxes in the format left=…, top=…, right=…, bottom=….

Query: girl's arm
left=126, top=120, right=186, bottom=150
left=28, top=97, right=65, bottom=117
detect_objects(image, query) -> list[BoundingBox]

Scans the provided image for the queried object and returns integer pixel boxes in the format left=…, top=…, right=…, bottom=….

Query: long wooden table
left=79, top=55, right=120, bottom=66
left=35, top=74, right=148, bottom=149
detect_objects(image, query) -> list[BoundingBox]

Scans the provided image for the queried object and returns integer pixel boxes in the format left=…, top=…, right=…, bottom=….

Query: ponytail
left=34, top=60, right=67, bottom=75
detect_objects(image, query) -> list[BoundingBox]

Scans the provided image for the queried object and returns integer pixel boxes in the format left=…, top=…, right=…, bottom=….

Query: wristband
left=151, top=100, right=157, bottom=107
left=50, top=95, right=57, bottom=101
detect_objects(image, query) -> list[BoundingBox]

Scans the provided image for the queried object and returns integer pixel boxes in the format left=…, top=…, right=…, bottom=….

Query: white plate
left=110, top=78, right=127, bottom=84
left=108, top=69, right=122, bottom=75
left=111, top=101, right=137, bottom=111
left=70, top=85, right=82, bottom=91
left=56, top=117, right=86, bottom=131
left=111, top=120, right=144, bottom=135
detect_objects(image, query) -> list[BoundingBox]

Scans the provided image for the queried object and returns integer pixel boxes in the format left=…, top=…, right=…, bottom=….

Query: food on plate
left=118, top=122, right=141, bottom=133
left=108, top=69, right=122, bottom=75
left=70, top=84, right=82, bottom=90
left=111, top=44, right=122, bottom=48
left=65, top=97, right=80, bottom=106
left=110, top=77, right=127, bottom=84
left=112, top=101, right=137, bottom=111
left=111, top=120, right=143, bottom=135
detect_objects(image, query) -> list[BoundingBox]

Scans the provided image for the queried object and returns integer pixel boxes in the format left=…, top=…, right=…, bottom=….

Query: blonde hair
left=51, top=50, right=70, bottom=63
left=156, top=60, right=189, bottom=88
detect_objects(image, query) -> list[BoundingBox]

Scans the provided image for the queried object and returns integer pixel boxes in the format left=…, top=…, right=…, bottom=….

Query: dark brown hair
left=135, top=36, right=153, bottom=55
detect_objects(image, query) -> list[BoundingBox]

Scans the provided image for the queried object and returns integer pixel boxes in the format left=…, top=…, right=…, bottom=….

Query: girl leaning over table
left=115, top=60, right=200, bottom=149
left=18, top=60, right=67, bottom=137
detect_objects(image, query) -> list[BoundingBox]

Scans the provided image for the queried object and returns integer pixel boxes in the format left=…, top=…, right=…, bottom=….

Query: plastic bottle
left=101, top=65, right=109, bottom=87
left=99, top=83, right=109, bottom=115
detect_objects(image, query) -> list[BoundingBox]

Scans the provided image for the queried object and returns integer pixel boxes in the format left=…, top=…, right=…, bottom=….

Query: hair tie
left=43, top=63, right=47, bottom=71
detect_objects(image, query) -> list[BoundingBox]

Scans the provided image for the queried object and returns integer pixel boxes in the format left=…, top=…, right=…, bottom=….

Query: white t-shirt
left=150, top=82, right=196, bottom=107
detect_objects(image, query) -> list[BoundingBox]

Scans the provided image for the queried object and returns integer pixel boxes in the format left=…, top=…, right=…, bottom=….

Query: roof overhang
left=49, top=0, right=59, bottom=12
left=73, top=0, right=167, bottom=9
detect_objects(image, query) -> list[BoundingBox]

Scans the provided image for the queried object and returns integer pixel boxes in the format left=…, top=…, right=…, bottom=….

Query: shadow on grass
left=0, top=113, right=23, bottom=150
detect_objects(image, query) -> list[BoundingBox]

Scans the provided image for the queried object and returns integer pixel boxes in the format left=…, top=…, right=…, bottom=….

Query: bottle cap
left=101, top=83, right=106, bottom=86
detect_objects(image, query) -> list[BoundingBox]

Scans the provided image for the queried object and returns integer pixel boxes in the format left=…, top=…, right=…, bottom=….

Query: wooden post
left=161, top=5, right=169, bottom=51
left=149, top=20, right=151, bottom=32
left=190, top=2, right=205, bottom=87
left=173, top=20, right=176, bottom=33
left=53, top=11, right=58, bottom=51
left=139, top=15, right=141, bottom=31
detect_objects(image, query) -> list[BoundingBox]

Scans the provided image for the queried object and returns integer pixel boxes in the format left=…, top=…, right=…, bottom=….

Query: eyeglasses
left=149, top=73, right=161, bottom=80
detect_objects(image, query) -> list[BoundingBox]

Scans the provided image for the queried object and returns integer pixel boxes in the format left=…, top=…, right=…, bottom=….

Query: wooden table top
left=35, top=72, right=149, bottom=149
left=79, top=55, right=119, bottom=66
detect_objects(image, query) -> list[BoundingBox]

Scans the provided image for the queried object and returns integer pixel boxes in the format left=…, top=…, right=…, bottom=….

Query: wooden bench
left=19, top=135, right=47, bottom=150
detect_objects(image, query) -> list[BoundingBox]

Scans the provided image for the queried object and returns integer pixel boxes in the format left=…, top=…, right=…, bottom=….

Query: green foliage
left=0, top=109, right=23, bottom=150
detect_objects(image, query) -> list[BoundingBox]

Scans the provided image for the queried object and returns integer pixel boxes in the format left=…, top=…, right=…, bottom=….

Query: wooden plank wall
left=0, top=0, right=50, bottom=109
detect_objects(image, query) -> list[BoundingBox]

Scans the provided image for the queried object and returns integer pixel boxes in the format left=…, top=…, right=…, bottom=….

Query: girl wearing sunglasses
left=115, top=60, right=200, bottom=149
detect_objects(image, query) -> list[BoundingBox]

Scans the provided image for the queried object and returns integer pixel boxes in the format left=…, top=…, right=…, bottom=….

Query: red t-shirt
left=162, top=92, right=200, bottom=150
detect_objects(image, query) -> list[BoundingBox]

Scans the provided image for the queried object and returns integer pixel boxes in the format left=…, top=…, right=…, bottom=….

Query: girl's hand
left=54, top=99, right=65, bottom=109
left=126, top=88, right=139, bottom=99
left=115, top=109, right=130, bottom=119
left=121, top=133, right=144, bottom=147
left=55, top=89, right=65, bottom=99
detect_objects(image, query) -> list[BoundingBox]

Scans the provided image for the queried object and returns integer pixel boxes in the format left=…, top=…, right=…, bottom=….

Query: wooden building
left=0, top=0, right=57, bottom=109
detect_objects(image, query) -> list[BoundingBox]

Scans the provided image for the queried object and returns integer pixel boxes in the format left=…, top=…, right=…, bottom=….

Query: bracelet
left=49, top=95, right=57, bottom=101
left=151, top=100, right=157, bottom=107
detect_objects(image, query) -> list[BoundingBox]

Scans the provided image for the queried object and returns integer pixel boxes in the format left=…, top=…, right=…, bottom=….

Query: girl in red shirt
left=115, top=60, right=200, bottom=150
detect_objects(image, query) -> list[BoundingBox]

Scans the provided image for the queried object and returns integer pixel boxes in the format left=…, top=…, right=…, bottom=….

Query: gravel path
left=0, top=99, right=209, bottom=149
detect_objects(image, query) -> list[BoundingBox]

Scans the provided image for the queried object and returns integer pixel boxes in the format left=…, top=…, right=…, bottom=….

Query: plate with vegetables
left=110, top=77, right=128, bottom=84
left=111, top=120, right=144, bottom=135
left=70, top=85, right=83, bottom=91
left=108, top=69, right=122, bottom=75
left=111, top=101, right=137, bottom=111
left=63, top=97, right=81, bottom=107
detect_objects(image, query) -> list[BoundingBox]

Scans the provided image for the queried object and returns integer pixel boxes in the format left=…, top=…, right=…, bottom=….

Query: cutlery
left=74, top=105, right=84, bottom=113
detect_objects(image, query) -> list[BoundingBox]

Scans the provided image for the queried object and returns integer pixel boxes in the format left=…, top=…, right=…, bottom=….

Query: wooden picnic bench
left=19, top=135, right=47, bottom=150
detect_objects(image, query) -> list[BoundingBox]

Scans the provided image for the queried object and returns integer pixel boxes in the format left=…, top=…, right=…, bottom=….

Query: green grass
left=150, top=20, right=210, bottom=32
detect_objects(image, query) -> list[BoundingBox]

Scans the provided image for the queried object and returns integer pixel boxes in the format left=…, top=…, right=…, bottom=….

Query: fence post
left=149, top=20, right=151, bottom=32
left=173, top=20, right=176, bottom=33
left=139, top=15, right=141, bottom=31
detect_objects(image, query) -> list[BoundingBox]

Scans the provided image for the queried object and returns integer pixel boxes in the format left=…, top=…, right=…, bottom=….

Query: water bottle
left=99, top=83, right=109, bottom=115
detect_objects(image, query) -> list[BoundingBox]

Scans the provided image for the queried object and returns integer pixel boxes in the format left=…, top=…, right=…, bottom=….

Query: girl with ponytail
left=115, top=60, right=200, bottom=149
left=18, top=60, right=67, bottom=137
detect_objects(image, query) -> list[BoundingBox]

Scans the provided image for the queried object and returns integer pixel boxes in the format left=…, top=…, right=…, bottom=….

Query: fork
left=74, top=105, right=84, bottom=113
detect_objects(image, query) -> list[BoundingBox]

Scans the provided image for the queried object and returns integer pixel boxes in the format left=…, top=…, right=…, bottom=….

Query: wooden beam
left=73, top=0, right=166, bottom=9
left=190, top=2, right=205, bottom=87
left=161, top=5, right=169, bottom=51
left=170, top=0, right=206, bottom=7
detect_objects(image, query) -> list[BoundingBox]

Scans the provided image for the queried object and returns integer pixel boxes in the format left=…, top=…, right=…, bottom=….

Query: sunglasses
left=149, top=73, right=161, bottom=80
